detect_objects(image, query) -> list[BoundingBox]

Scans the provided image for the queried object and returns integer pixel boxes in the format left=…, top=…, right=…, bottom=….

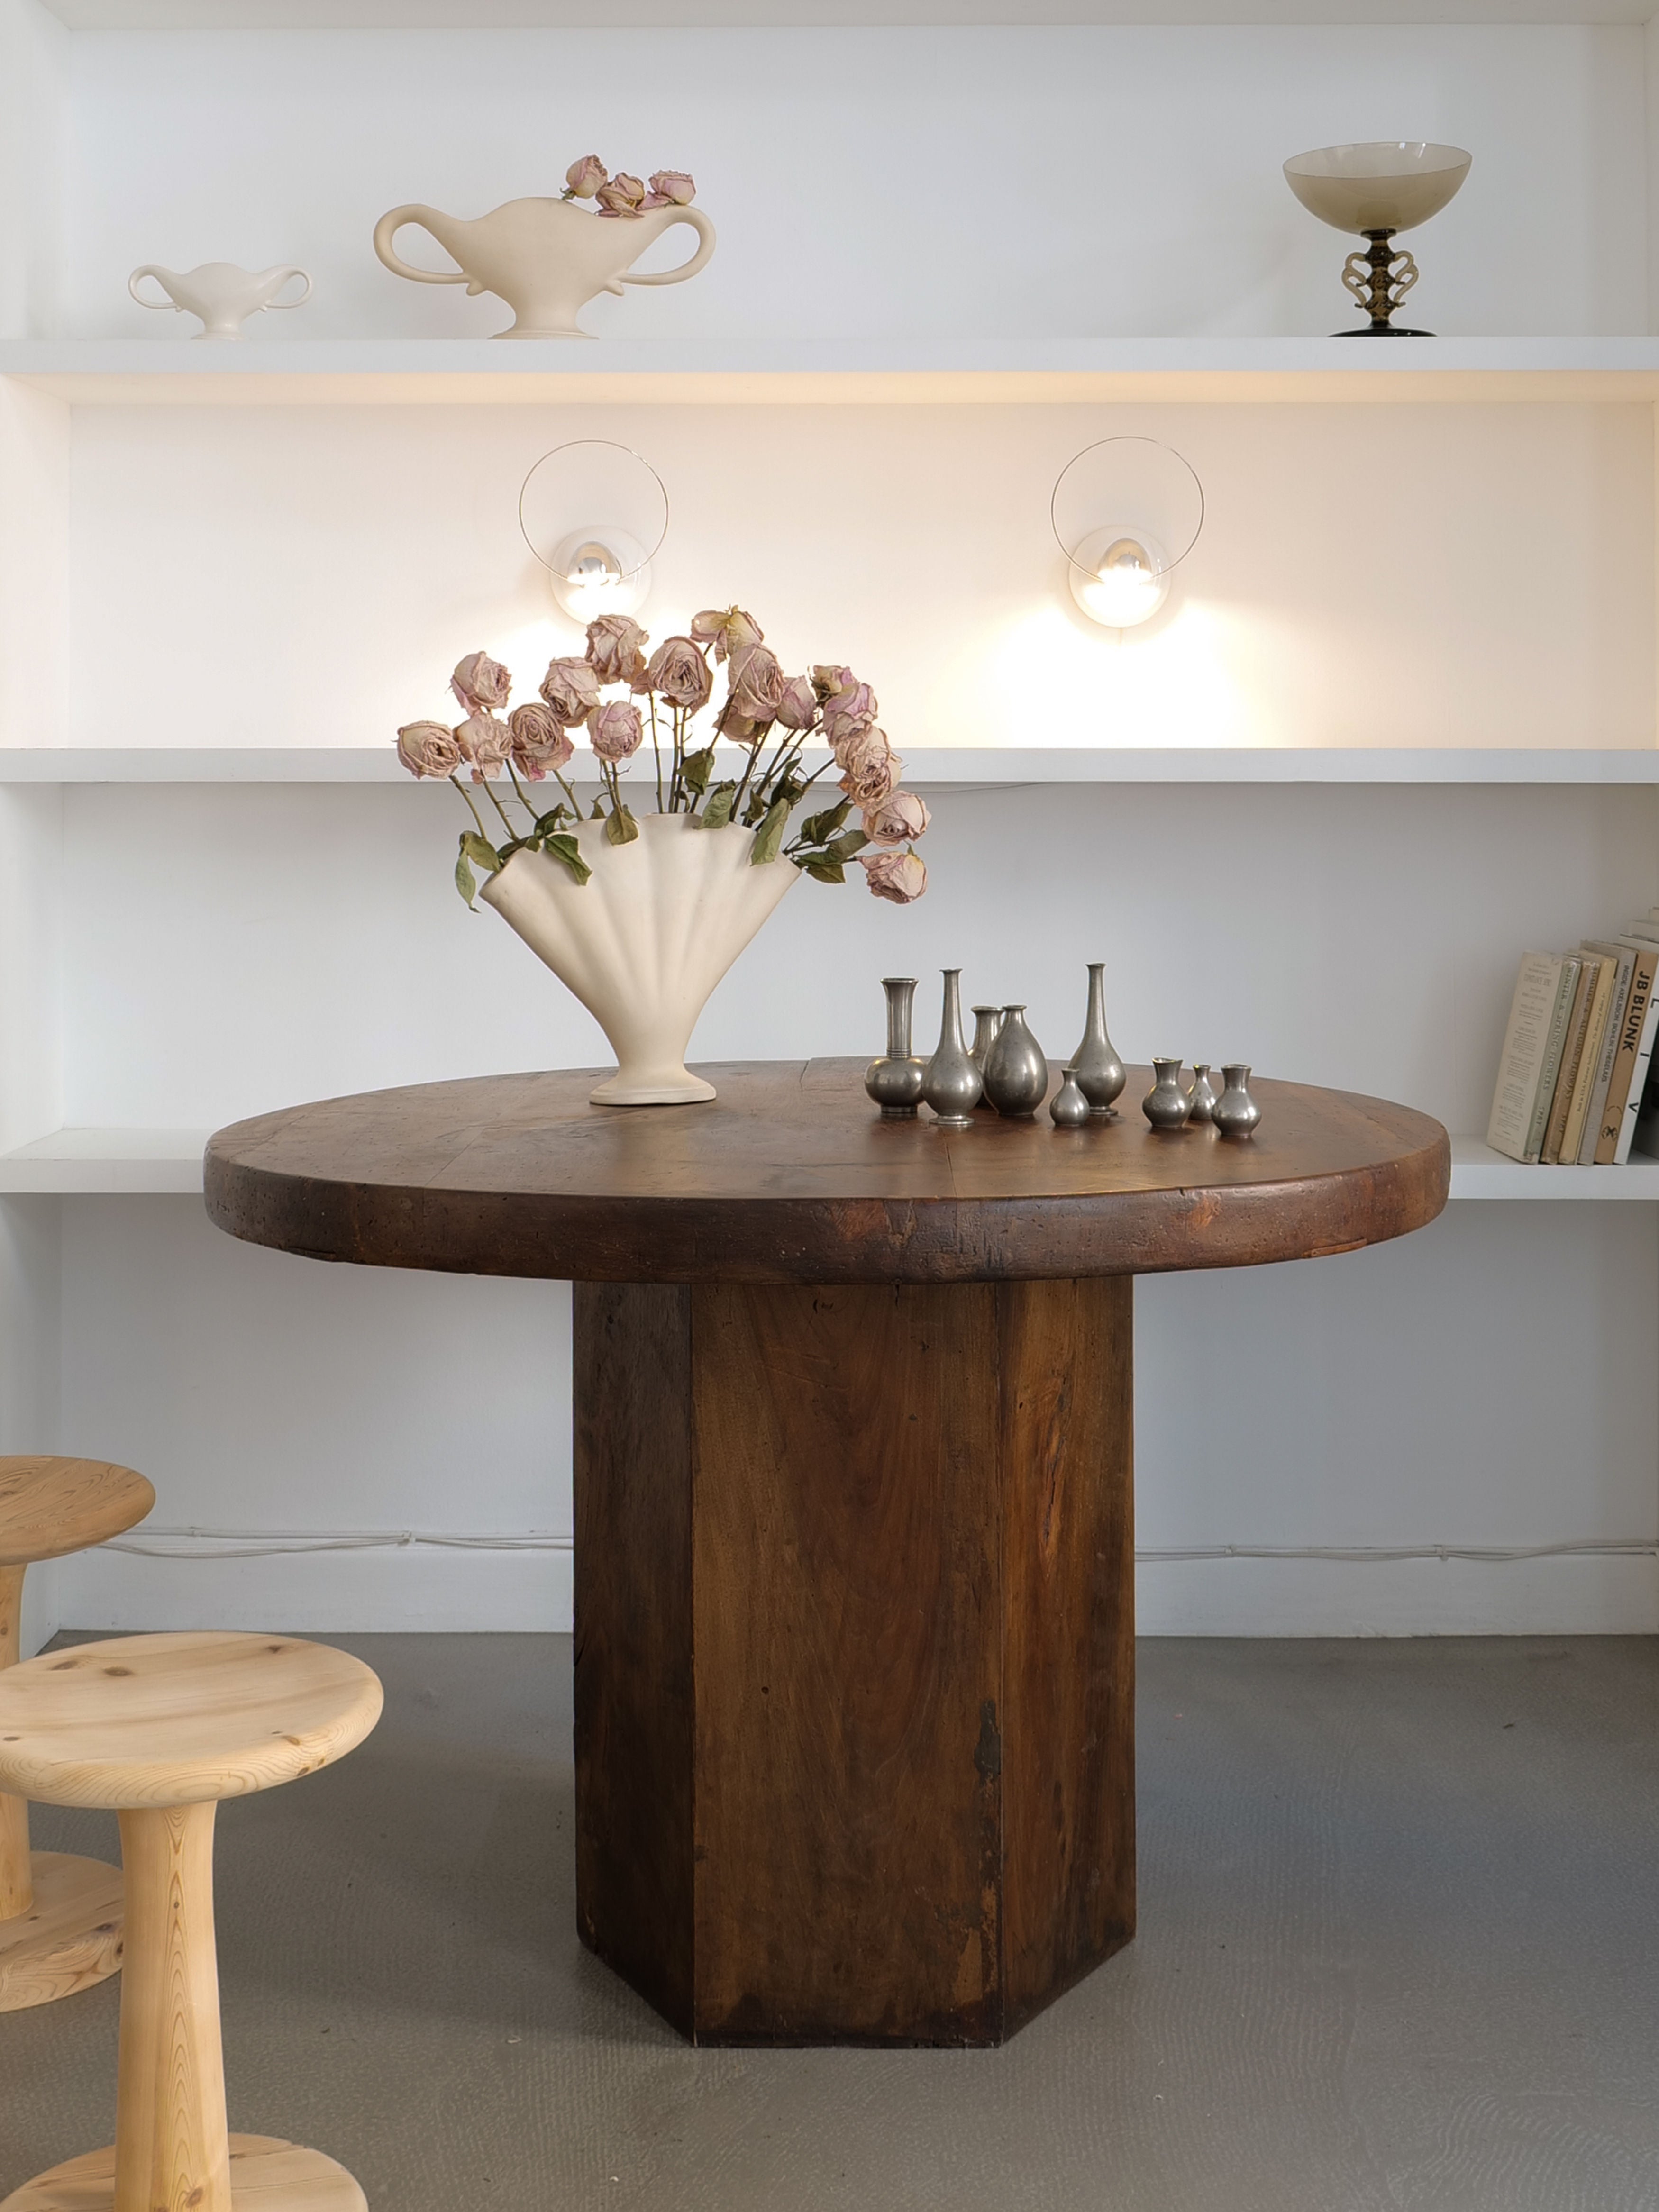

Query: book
left=1594, top=938, right=1659, bottom=1163
left=1631, top=1053, right=1659, bottom=1161
left=1540, top=956, right=1598, bottom=1163
left=1559, top=953, right=1614, bottom=1166
left=1576, top=941, right=1636, bottom=1163
left=1486, top=954, right=1577, bottom=1163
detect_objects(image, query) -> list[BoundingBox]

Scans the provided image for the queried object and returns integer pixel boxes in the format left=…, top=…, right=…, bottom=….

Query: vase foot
left=590, top=1068, right=717, bottom=1107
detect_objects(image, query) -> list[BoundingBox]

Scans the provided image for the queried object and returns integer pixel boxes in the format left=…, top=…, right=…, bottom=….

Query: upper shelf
left=3, top=338, right=1658, bottom=407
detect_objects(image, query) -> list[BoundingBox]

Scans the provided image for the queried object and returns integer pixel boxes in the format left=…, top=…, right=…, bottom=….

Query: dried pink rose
left=397, top=719, right=463, bottom=779
left=450, top=650, right=512, bottom=714
left=862, top=789, right=930, bottom=846
left=457, top=712, right=512, bottom=780
left=691, top=607, right=763, bottom=663
left=508, top=701, right=574, bottom=781
left=585, top=613, right=649, bottom=687
left=838, top=725, right=899, bottom=808
left=775, top=675, right=820, bottom=731
left=812, top=663, right=853, bottom=699
left=539, top=655, right=603, bottom=725
left=648, top=170, right=695, bottom=205
left=565, top=154, right=607, bottom=199
left=726, top=642, right=786, bottom=724
left=587, top=699, right=644, bottom=761
left=596, top=173, right=647, bottom=217
left=861, top=847, right=928, bottom=904
left=822, top=679, right=879, bottom=756
left=644, top=635, right=712, bottom=710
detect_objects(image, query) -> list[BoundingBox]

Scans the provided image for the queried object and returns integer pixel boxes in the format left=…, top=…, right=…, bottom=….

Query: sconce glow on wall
left=518, top=439, right=670, bottom=622
left=1051, top=437, right=1205, bottom=629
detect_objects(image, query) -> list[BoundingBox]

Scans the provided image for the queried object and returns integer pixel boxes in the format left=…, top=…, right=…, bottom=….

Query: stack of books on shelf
left=1487, top=920, right=1659, bottom=1165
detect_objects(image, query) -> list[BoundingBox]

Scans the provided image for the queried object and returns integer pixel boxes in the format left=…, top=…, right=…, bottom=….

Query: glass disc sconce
left=1051, top=437, right=1205, bottom=629
left=518, top=439, right=670, bottom=623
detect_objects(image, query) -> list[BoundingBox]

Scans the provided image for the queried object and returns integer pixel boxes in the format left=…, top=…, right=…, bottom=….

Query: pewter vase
left=865, top=976, right=926, bottom=1119
left=982, top=1006, right=1049, bottom=1119
left=921, top=969, right=983, bottom=1126
left=1049, top=1066, right=1091, bottom=1128
left=1186, top=1062, right=1218, bottom=1125
left=1212, top=1063, right=1262, bottom=1139
left=1071, top=963, right=1127, bottom=1117
left=1142, top=1058, right=1191, bottom=1131
left=969, top=1006, right=1003, bottom=1071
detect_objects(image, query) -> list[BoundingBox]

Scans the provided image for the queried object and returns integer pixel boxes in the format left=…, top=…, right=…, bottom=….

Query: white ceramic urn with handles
left=372, top=195, right=716, bottom=339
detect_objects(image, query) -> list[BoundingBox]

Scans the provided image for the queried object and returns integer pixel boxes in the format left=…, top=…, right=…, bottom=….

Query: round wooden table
left=205, top=1059, right=1448, bottom=2048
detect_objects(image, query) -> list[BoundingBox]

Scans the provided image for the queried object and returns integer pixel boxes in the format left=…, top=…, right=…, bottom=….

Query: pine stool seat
left=0, top=1631, right=383, bottom=2212
left=0, top=1456, right=155, bottom=2012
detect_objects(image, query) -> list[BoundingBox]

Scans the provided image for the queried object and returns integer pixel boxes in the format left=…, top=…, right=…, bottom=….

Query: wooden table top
left=204, top=1060, right=1448, bottom=1286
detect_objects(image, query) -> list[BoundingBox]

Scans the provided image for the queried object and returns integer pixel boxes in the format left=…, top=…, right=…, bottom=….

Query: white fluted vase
left=480, top=811, right=799, bottom=1106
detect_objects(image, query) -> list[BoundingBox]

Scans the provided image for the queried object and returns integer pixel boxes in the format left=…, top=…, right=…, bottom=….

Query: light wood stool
left=0, top=1456, right=155, bottom=2012
left=0, top=1629, right=383, bottom=2212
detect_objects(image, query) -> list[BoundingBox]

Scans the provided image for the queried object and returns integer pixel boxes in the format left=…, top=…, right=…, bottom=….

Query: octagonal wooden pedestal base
left=574, top=1274, right=1137, bottom=2047
left=0, top=1852, right=123, bottom=2012
left=0, top=2136, right=367, bottom=2212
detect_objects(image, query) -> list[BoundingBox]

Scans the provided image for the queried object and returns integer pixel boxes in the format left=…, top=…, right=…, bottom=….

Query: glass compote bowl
left=1284, top=141, right=1472, bottom=336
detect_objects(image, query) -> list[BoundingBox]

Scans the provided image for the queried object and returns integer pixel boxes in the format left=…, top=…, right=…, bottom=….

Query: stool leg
left=114, top=1803, right=231, bottom=2212
left=0, top=1566, right=32, bottom=1918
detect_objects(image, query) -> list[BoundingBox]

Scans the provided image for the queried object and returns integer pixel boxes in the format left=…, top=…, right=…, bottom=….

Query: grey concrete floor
left=4, top=1635, right=1659, bottom=2212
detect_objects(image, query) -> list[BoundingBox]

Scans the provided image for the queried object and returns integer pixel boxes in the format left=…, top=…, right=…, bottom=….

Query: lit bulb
left=547, top=528, right=650, bottom=623
left=1078, top=537, right=1168, bottom=628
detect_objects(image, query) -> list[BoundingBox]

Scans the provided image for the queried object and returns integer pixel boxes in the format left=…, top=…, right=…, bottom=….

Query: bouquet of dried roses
left=395, top=606, right=930, bottom=910
left=562, top=155, right=697, bottom=218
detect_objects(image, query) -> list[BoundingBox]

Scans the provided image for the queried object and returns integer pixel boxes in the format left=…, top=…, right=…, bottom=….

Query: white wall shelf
left=1448, top=1139, right=1659, bottom=1200
left=4, top=338, right=1658, bottom=408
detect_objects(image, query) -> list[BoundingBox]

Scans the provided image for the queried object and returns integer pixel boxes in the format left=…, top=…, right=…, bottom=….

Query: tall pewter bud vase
left=982, top=1006, right=1049, bottom=1119
left=921, top=969, right=983, bottom=1127
left=866, top=977, right=926, bottom=1119
left=1072, top=963, right=1127, bottom=1118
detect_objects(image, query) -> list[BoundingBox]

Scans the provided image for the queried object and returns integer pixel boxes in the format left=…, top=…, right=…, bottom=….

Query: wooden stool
left=0, top=1456, right=155, bottom=2012
left=0, top=1629, right=383, bottom=2212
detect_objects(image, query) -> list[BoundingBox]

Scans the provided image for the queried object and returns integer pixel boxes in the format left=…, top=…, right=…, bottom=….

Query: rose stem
left=648, top=696, right=665, bottom=814
left=448, top=773, right=492, bottom=841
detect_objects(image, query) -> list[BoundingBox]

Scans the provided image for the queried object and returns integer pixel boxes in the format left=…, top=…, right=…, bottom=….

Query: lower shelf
left=1447, top=1138, right=1659, bottom=1200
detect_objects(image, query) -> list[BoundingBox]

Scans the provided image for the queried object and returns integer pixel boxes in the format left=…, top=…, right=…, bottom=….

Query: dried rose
left=457, top=712, right=512, bottom=780
left=397, top=719, right=463, bottom=779
left=565, top=154, right=607, bottom=199
left=644, top=635, right=712, bottom=710
left=508, top=701, right=574, bottom=781
left=811, top=663, right=853, bottom=700
left=648, top=170, right=695, bottom=205
left=596, top=173, right=646, bottom=217
left=726, top=642, right=786, bottom=724
left=539, top=655, right=603, bottom=725
left=838, top=725, right=899, bottom=808
left=691, top=606, right=763, bottom=662
left=775, top=676, right=820, bottom=731
left=862, top=790, right=930, bottom=846
left=861, top=847, right=928, bottom=905
left=585, top=613, right=649, bottom=688
left=587, top=699, right=644, bottom=761
left=450, top=649, right=512, bottom=714
left=822, top=679, right=879, bottom=756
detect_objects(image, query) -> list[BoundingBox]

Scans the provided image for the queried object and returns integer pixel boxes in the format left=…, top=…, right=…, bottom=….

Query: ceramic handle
left=621, top=207, right=717, bottom=287
left=265, top=268, right=313, bottom=309
left=128, top=267, right=178, bottom=310
left=371, top=208, right=469, bottom=285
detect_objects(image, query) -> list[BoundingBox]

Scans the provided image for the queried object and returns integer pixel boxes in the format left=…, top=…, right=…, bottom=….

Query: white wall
left=0, top=0, right=66, bottom=342
left=59, top=24, right=1648, bottom=340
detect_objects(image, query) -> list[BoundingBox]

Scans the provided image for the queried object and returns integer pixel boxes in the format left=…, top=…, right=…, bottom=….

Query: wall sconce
left=1051, top=437, right=1205, bottom=630
left=518, top=439, right=669, bottom=624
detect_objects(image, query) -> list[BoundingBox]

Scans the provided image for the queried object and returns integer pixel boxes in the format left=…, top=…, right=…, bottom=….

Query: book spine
left=1486, top=953, right=1565, bottom=1162
left=1541, top=959, right=1595, bottom=1164
left=1595, top=943, right=1659, bottom=1163
left=1577, top=944, right=1634, bottom=1164
left=1613, top=983, right=1659, bottom=1165
left=1560, top=956, right=1613, bottom=1166
left=1524, top=958, right=1580, bottom=1164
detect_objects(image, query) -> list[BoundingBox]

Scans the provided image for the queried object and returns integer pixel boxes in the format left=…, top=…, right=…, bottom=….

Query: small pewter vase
left=1186, top=1063, right=1218, bottom=1124
left=1071, top=963, right=1127, bottom=1117
left=982, top=1006, right=1049, bottom=1119
left=1143, top=1058, right=1191, bottom=1131
left=922, top=969, right=983, bottom=1126
left=865, top=977, right=926, bottom=1118
left=969, top=1006, right=1003, bottom=1071
left=1049, top=1067, right=1091, bottom=1128
left=1212, top=1064, right=1262, bottom=1138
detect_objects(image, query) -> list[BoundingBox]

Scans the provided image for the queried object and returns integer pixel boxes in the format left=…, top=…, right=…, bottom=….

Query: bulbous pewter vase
left=1049, top=1067, right=1091, bottom=1128
left=865, top=977, right=926, bottom=1119
left=982, top=1006, right=1049, bottom=1119
left=922, top=969, right=983, bottom=1127
left=1186, top=1063, right=1218, bottom=1124
left=1212, top=1064, right=1263, bottom=1138
left=1142, top=1058, right=1191, bottom=1131
left=1071, top=963, right=1127, bottom=1117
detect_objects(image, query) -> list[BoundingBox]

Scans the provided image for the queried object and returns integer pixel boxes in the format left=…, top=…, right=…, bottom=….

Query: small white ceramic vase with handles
left=480, top=810, right=797, bottom=1106
left=372, top=196, right=715, bottom=339
left=128, top=261, right=311, bottom=340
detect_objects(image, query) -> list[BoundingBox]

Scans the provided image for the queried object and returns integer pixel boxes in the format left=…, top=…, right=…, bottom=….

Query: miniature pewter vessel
left=1071, top=963, right=1127, bottom=1117
left=1186, top=1063, right=1218, bottom=1124
left=1143, top=1058, right=1191, bottom=1131
left=982, top=1006, right=1049, bottom=1118
left=1212, top=1064, right=1262, bottom=1138
left=865, top=977, right=926, bottom=1119
left=922, top=969, right=983, bottom=1127
left=1049, top=1067, right=1091, bottom=1128
left=969, top=1006, right=1003, bottom=1071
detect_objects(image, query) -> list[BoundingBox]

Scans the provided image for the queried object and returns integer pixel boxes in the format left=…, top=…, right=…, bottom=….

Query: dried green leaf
left=803, top=858, right=845, bottom=884
left=826, top=828, right=869, bottom=862
left=682, top=746, right=715, bottom=795
left=800, top=800, right=850, bottom=847
left=604, top=801, right=640, bottom=846
left=455, top=849, right=478, bottom=907
left=461, top=830, right=502, bottom=874
left=544, top=833, right=592, bottom=885
left=750, top=797, right=790, bottom=866
left=701, top=784, right=738, bottom=829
